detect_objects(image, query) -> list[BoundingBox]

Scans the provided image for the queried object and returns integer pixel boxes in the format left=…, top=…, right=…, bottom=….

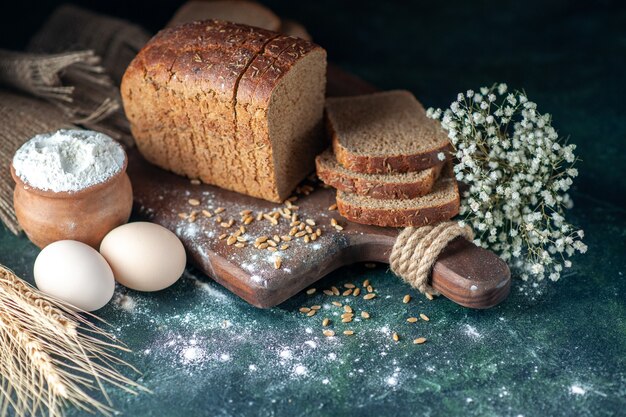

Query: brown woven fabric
left=0, top=49, right=128, bottom=138
left=0, top=4, right=148, bottom=234
left=28, top=4, right=151, bottom=85
left=25, top=4, right=153, bottom=141
left=0, top=49, right=96, bottom=99
left=0, top=92, right=76, bottom=234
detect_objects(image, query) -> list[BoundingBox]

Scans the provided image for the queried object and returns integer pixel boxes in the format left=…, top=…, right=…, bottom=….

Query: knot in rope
left=390, top=221, right=474, bottom=295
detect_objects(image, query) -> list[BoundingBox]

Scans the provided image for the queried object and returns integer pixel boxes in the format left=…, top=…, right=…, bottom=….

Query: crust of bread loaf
left=330, top=118, right=451, bottom=174
left=335, top=179, right=460, bottom=228
left=316, top=150, right=443, bottom=200
left=246, top=38, right=321, bottom=108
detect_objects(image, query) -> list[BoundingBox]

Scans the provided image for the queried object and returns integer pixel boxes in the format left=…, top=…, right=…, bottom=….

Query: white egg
left=34, top=240, right=115, bottom=311
left=99, top=222, right=186, bottom=292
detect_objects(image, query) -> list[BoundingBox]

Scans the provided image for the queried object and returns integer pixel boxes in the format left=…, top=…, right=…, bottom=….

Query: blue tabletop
left=0, top=1, right=625, bottom=416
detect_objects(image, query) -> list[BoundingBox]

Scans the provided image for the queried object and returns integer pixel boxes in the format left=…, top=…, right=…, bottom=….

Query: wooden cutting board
left=128, top=65, right=510, bottom=309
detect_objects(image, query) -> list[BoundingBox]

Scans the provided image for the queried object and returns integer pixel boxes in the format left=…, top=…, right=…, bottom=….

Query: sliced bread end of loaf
left=315, top=148, right=443, bottom=199
left=326, top=90, right=451, bottom=174
left=268, top=48, right=327, bottom=202
left=335, top=172, right=460, bottom=228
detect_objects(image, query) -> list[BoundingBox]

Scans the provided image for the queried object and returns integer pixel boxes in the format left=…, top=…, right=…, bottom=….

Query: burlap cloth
left=0, top=4, right=150, bottom=234
left=28, top=5, right=151, bottom=85
left=0, top=92, right=74, bottom=234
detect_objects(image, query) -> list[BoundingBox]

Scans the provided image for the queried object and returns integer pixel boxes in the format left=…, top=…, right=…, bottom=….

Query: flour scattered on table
left=279, top=349, right=293, bottom=360
left=292, top=365, right=308, bottom=376
left=462, top=324, right=483, bottom=340
left=109, top=269, right=536, bottom=402
left=570, top=385, right=586, bottom=395
left=185, top=271, right=229, bottom=300
left=182, top=346, right=205, bottom=363
left=386, top=376, right=398, bottom=386
left=112, top=291, right=137, bottom=312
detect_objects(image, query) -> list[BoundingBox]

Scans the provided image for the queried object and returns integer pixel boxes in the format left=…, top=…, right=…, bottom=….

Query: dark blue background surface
left=0, top=1, right=624, bottom=416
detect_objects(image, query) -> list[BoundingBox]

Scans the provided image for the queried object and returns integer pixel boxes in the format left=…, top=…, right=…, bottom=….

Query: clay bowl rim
left=10, top=153, right=129, bottom=200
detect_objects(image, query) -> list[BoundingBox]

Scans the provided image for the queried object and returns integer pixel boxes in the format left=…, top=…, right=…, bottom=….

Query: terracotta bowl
left=10, top=156, right=133, bottom=249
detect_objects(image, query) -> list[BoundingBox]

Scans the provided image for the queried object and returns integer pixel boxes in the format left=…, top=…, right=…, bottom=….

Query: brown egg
left=100, top=222, right=186, bottom=292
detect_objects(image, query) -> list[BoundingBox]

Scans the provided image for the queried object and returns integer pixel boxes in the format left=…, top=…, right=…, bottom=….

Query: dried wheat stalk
left=0, top=265, right=147, bottom=417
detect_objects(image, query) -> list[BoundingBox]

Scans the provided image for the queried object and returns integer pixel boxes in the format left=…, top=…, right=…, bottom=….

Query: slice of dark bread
left=335, top=167, right=459, bottom=227
left=327, top=90, right=450, bottom=174
left=316, top=148, right=443, bottom=199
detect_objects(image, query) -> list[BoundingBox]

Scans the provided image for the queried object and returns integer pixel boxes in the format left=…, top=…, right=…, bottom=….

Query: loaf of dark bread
left=121, top=20, right=327, bottom=202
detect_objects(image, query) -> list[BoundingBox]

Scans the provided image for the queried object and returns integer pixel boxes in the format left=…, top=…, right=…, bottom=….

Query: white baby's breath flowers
left=427, top=83, right=587, bottom=281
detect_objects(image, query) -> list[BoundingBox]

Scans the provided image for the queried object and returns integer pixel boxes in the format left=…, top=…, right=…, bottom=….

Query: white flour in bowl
left=12, top=129, right=126, bottom=193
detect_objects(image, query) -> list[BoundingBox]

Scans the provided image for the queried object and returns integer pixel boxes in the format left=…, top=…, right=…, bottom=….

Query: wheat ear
left=0, top=265, right=148, bottom=417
